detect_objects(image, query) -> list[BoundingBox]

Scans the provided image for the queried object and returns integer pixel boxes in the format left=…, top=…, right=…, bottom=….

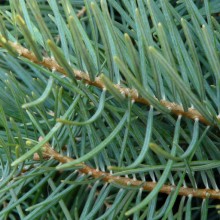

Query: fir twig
left=0, top=40, right=212, bottom=126
left=34, top=139, right=220, bottom=200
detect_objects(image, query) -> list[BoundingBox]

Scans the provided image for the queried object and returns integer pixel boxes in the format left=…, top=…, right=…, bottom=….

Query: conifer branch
left=33, top=141, right=220, bottom=200
left=1, top=1, right=219, bottom=217
left=0, top=41, right=212, bottom=126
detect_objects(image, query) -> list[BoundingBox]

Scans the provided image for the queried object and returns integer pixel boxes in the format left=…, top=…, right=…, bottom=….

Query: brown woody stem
left=0, top=40, right=213, bottom=126
left=77, top=6, right=86, bottom=18
left=34, top=142, right=220, bottom=200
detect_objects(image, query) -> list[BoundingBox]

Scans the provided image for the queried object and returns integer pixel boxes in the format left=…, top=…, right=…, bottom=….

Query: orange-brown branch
left=34, top=142, right=220, bottom=200
left=77, top=6, right=86, bottom=18
left=0, top=40, right=212, bottom=126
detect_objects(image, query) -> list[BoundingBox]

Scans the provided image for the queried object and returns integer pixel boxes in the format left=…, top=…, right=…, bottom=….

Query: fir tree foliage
left=0, top=0, right=220, bottom=219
